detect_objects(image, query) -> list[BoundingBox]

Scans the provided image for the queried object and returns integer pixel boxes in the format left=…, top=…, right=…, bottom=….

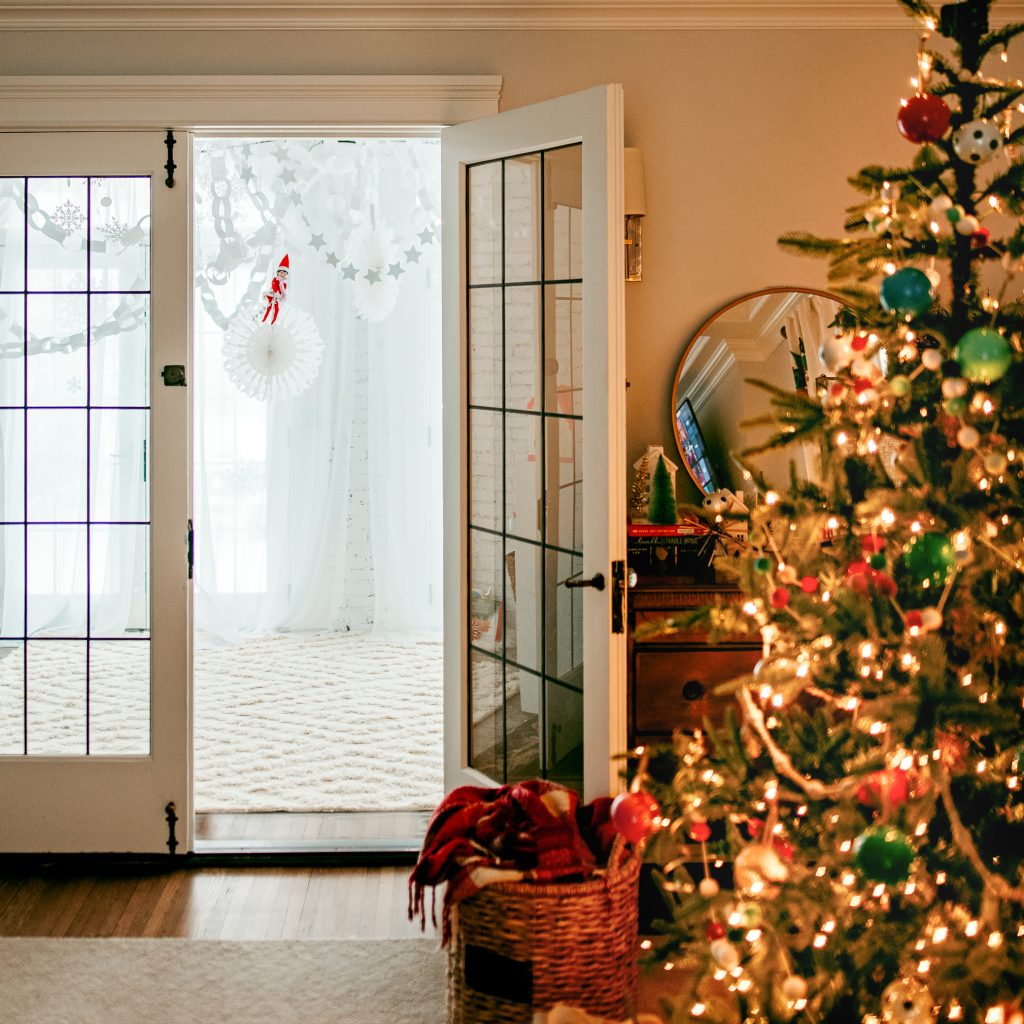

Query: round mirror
left=672, top=288, right=846, bottom=500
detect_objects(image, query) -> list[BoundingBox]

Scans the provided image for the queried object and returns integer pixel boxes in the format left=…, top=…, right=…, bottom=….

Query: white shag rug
left=0, top=633, right=444, bottom=813
left=0, top=938, right=446, bottom=1024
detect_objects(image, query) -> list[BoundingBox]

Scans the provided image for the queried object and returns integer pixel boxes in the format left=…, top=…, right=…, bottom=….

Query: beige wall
left=2, top=22, right=969, bottom=502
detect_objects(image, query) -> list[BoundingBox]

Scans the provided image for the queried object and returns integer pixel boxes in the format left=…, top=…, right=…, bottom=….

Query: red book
left=627, top=519, right=710, bottom=537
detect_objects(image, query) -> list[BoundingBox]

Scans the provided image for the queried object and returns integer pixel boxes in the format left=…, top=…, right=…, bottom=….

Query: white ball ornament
left=921, top=349, right=944, bottom=372
left=820, top=332, right=857, bottom=372
left=710, top=939, right=740, bottom=970
left=955, top=214, right=981, bottom=235
left=698, top=877, right=721, bottom=899
left=881, top=181, right=901, bottom=204
left=941, top=377, right=968, bottom=399
left=920, top=607, right=943, bottom=632
left=781, top=976, right=809, bottom=1002
left=957, top=425, right=981, bottom=449
left=929, top=194, right=953, bottom=215
left=952, top=119, right=1004, bottom=165
left=880, top=977, right=935, bottom=1024
left=984, top=451, right=1008, bottom=475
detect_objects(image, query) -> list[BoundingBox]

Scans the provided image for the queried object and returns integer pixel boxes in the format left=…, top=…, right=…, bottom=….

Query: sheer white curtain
left=193, top=138, right=442, bottom=645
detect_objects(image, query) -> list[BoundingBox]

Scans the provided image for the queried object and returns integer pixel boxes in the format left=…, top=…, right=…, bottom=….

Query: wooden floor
left=0, top=864, right=436, bottom=940
left=195, top=810, right=430, bottom=844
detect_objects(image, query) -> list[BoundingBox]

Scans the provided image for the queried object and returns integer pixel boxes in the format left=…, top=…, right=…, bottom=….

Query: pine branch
left=777, top=231, right=851, bottom=258
left=982, top=157, right=1024, bottom=199
left=893, top=0, right=937, bottom=23
left=980, top=21, right=1024, bottom=56
left=982, top=85, right=1024, bottom=119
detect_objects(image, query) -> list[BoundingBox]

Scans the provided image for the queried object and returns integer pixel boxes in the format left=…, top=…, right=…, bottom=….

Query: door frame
left=0, top=75, right=501, bottom=853
left=441, top=85, right=627, bottom=801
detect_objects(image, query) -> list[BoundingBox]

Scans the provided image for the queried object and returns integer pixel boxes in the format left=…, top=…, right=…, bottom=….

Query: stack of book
left=627, top=519, right=716, bottom=578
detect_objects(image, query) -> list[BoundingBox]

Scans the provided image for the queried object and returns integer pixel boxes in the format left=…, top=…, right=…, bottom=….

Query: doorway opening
left=191, top=135, right=443, bottom=850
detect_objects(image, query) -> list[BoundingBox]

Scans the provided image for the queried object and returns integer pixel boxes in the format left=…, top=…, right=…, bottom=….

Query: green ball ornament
left=869, top=552, right=887, bottom=570
left=854, top=825, right=915, bottom=884
left=754, top=556, right=772, bottom=573
left=889, top=374, right=911, bottom=397
left=954, top=328, right=1013, bottom=384
left=880, top=269, right=933, bottom=318
left=944, top=397, right=968, bottom=416
left=902, top=532, right=955, bottom=590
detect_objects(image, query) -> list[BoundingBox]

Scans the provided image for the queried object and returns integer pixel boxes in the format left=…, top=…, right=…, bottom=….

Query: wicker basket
left=446, top=844, right=640, bottom=1024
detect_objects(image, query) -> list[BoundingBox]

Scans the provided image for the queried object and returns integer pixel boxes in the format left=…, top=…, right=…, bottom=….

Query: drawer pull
left=681, top=679, right=705, bottom=701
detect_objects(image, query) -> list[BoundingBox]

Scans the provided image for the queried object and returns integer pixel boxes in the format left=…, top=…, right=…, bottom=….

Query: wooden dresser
left=627, top=576, right=761, bottom=745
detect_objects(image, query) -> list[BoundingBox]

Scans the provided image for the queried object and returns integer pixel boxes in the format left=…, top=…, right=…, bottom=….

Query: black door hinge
left=611, top=559, right=626, bottom=635
left=164, top=130, right=176, bottom=189
left=187, top=519, right=194, bottom=580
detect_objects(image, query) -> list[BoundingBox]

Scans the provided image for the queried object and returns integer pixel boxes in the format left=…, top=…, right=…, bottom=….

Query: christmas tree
left=650, top=455, right=679, bottom=525
left=636, top=2, right=1024, bottom=1022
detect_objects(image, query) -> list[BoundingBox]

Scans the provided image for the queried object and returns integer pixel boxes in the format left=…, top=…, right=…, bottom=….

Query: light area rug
left=0, top=632, right=444, bottom=813
left=0, top=938, right=446, bottom=1024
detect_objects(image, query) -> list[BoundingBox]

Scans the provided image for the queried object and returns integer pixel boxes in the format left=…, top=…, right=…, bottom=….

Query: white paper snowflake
left=343, top=222, right=398, bottom=276
left=223, top=307, right=325, bottom=402
left=353, top=275, right=399, bottom=322
left=52, top=199, right=85, bottom=234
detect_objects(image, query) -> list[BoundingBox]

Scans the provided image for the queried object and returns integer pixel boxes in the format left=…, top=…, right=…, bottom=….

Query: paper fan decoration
left=223, top=308, right=325, bottom=402
left=345, top=222, right=400, bottom=322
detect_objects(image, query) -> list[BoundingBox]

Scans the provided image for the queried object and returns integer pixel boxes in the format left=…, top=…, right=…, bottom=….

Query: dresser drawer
left=632, top=646, right=760, bottom=736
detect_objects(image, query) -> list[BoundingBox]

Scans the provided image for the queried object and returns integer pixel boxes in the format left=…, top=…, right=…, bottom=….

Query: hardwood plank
left=68, top=875, right=142, bottom=937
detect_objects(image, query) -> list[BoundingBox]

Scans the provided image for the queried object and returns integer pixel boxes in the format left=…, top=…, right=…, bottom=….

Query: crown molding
left=0, top=75, right=503, bottom=129
left=4, top=0, right=1024, bottom=32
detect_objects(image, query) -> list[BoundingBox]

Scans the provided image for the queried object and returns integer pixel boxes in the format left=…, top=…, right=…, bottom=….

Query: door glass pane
left=468, top=161, right=502, bottom=286
left=25, top=294, right=88, bottom=407
left=0, top=179, right=26, bottom=291
left=504, top=154, right=540, bottom=284
left=504, top=286, right=540, bottom=412
left=0, top=294, right=25, bottom=404
left=469, top=408, right=502, bottom=533
left=465, top=144, right=584, bottom=788
left=26, top=639, right=87, bottom=755
left=469, top=649, right=504, bottom=780
left=0, top=641, right=24, bottom=754
left=27, top=178, right=88, bottom=292
left=5, top=175, right=152, bottom=757
left=505, top=664, right=541, bottom=783
left=89, top=639, right=149, bottom=755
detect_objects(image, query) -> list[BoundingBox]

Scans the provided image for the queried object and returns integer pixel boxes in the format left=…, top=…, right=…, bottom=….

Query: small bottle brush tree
left=639, top=2, right=1024, bottom=1022
left=649, top=455, right=679, bottom=525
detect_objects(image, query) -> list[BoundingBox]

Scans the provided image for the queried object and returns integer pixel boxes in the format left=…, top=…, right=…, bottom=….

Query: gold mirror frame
left=671, top=287, right=847, bottom=497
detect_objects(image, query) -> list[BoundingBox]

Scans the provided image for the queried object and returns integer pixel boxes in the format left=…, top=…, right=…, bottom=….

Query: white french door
left=0, top=132, right=190, bottom=852
left=442, top=85, right=627, bottom=801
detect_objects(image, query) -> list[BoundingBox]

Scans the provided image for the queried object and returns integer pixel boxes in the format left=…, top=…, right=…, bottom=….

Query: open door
left=442, top=86, right=626, bottom=802
left=0, top=132, right=190, bottom=852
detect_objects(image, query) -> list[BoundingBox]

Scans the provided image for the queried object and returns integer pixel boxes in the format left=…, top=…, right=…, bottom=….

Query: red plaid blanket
left=409, top=780, right=614, bottom=944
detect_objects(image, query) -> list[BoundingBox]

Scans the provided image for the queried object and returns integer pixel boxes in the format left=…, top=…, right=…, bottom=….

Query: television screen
left=675, top=398, right=719, bottom=493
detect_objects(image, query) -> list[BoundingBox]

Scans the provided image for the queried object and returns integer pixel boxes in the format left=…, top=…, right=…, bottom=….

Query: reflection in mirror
left=672, top=289, right=845, bottom=501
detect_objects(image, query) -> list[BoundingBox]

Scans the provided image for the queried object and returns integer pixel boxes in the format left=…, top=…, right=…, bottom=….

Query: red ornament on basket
left=897, top=94, right=951, bottom=143
left=856, top=768, right=911, bottom=808
left=610, top=791, right=660, bottom=844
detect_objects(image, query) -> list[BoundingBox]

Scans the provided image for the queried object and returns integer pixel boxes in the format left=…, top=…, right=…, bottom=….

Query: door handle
left=564, top=572, right=605, bottom=591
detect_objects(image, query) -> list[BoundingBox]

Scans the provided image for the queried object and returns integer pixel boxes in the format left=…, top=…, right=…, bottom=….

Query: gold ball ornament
left=733, top=843, right=789, bottom=892
left=880, top=977, right=934, bottom=1024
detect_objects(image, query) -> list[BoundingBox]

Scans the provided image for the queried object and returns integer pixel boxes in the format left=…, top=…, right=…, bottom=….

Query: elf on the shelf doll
left=262, top=253, right=289, bottom=324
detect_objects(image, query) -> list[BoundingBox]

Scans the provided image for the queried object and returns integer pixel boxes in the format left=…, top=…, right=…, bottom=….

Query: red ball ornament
left=861, top=534, right=886, bottom=555
left=846, top=559, right=869, bottom=577
left=854, top=377, right=874, bottom=394
left=897, top=94, right=951, bottom=144
left=851, top=334, right=869, bottom=352
left=689, top=820, right=712, bottom=843
left=829, top=382, right=846, bottom=399
left=800, top=575, right=819, bottom=594
left=770, top=587, right=791, bottom=609
left=871, top=570, right=898, bottom=598
left=971, top=227, right=991, bottom=249
left=706, top=920, right=726, bottom=940
left=849, top=574, right=870, bottom=594
left=856, top=768, right=911, bottom=808
left=610, top=791, right=660, bottom=844
left=905, top=610, right=924, bottom=630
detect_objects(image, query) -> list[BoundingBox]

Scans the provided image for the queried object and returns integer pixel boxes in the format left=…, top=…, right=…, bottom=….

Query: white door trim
left=0, top=76, right=503, bottom=132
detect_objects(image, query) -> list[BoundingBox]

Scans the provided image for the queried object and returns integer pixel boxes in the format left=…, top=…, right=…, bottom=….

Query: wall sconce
left=624, top=147, right=646, bottom=282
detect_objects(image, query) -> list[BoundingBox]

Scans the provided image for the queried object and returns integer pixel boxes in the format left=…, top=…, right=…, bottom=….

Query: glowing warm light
left=965, top=920, right=980, bottom=937
left=692, top=1003, right=706, bottom=1016
left=765, top=490, right=780, bottom=506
